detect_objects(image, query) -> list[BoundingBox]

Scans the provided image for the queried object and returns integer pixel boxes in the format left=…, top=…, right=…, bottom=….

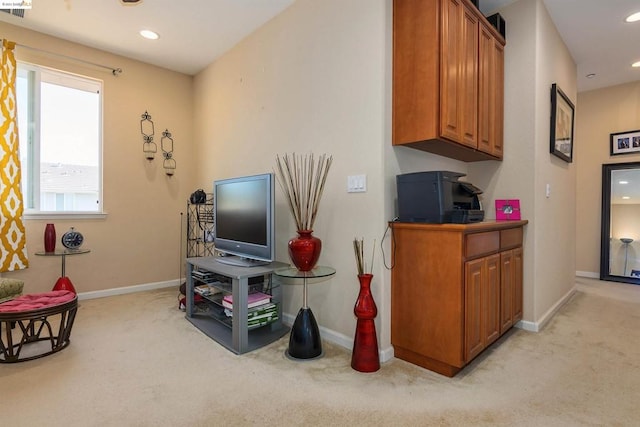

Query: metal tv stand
left=185, top=256, right=290, bottom=354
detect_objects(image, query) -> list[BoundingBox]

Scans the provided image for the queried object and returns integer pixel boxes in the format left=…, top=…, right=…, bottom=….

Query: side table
left=35, top=249, right=90, bottom=294
left=274, top=266, right=335, bottom=360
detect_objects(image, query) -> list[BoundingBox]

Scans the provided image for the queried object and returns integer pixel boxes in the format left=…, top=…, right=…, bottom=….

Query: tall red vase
left=288, top=230, right=321, bottom=272
left=351, top=273, right=380, bottom=372
left=44, top=223, right=56, bottom=253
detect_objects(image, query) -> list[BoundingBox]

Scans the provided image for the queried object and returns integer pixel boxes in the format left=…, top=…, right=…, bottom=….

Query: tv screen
left=213, top=173, right=275, bottom=267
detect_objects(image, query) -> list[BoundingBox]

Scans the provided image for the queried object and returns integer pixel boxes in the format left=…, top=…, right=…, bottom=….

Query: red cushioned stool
left=0, top=290, right=78, bottom=363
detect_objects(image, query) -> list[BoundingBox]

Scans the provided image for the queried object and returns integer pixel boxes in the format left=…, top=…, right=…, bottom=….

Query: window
left=16, top=63, right=103, bottom=216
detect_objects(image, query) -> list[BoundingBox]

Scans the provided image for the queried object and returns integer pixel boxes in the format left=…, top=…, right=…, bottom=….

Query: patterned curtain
left=0, top=39, right=28, bottom=271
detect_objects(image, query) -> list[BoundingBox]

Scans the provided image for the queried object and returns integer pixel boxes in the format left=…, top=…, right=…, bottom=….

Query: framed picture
left=610, top=129, right=640, bottom=156
left=495, top=199, right=521, bottom=220
left=550, top=83, right=575, bottom=163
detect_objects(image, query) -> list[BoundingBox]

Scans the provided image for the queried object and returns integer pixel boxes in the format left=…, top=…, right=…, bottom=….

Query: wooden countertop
left=390, top=219, right=528, bottom=232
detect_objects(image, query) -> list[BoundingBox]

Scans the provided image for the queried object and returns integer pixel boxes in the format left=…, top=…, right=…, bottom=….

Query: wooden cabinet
left=393, top=0, right=505, bottom=162
left=390, top=220, right=527, bottom=377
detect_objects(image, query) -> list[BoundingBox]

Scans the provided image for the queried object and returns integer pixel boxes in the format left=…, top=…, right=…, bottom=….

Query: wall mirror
left=601, top=162, right=640, bottom=285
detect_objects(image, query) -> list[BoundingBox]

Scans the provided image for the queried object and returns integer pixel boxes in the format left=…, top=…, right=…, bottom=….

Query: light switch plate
left=347, top=175, right=366, bottom=193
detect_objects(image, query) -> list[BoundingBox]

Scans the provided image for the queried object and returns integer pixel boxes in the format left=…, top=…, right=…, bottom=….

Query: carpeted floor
left=1, top=278, right=638, bottom=426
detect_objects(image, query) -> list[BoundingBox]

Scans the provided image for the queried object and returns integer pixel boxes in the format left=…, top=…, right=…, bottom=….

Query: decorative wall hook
left=161, top=129, right=176, bottom=176
left=140, top=111, right=156, bottom=160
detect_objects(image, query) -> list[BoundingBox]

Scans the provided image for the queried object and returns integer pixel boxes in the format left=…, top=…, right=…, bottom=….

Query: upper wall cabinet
left=393, top=0, right=505, bottom=162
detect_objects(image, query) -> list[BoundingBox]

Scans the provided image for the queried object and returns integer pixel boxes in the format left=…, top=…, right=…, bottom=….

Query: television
left=213, top=172, right=275, bottom=267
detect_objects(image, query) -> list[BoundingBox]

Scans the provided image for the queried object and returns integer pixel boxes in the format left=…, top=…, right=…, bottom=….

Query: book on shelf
left=248, top=315, right=278, bottom=328
left=224, top=303, right=277, bottom=319
left=222, top=292, right=271, bottom=310
left=194, top=284, right=222, bottom=297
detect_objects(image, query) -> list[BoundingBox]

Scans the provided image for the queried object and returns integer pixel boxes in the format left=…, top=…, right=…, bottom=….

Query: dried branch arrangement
left=275, top=153, right=333, bottom=231
left=353, top=238, right=375, bottom=276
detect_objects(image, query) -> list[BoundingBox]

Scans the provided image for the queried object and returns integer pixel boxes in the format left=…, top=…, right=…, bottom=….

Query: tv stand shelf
left=185, top=256, right=290, bottom=354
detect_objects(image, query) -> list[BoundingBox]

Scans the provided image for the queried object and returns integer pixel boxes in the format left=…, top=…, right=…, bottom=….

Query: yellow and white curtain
left=0, top=39, right=28, bottom=271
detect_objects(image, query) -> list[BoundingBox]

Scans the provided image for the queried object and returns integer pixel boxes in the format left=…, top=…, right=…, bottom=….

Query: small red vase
left=288, top=230, right=321, bottom=272
left=44, top=223, right=56, bottom=253
left=351, top=273, right=380, bottom=372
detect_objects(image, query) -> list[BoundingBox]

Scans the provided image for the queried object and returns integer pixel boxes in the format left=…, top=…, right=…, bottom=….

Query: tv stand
left=215, top=255, right=269, bottom=268
left=185, top=257, right=289, bottom=354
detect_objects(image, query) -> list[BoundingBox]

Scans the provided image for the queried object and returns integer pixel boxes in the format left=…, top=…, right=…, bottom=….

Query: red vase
left=288, top=230, right=321, bottom=272
left=351, top=273, right=380, bottom=372
left=44, top=223, right=56, bottom=253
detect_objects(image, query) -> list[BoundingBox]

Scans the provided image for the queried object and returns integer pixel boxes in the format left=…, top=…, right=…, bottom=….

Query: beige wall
left=193, top=0, right=392, bottom=350
left=576, top=81, right=640, bottom=276
left=1, top=22, right=195, bottom=294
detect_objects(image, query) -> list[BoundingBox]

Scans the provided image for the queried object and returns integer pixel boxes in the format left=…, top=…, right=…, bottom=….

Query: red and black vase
left=351, top=273, right=380, bottom=372
left=288, top=230, right=321, bottom=271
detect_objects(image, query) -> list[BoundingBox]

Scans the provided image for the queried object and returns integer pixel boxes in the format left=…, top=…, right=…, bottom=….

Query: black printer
left=396, top=171, right=484, bottom=224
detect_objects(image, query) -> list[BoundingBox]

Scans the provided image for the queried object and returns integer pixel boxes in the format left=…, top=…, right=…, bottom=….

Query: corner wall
left=469, top=0, right=577, bottom=326
left=193, top=0, right=392, bottom=350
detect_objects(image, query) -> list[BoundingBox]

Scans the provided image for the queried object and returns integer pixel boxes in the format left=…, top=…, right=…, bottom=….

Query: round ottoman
left=0, top=290, right=78, bottom=363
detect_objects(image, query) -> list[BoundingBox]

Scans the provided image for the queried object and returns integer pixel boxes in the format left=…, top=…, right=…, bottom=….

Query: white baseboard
left=77, top=279, right=180, bottom=301
left=516, top=285, right=577, bottom=332
left=282, top=312, right=395, bottom=363
left=576, top=271, right=599, bottom=279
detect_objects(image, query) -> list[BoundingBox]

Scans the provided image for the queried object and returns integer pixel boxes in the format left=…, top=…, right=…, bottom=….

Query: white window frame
left=17, top=62, right=106, bottom=219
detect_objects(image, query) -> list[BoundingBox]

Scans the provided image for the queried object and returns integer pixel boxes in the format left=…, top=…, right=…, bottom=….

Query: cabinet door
left=500, top=249, right=514, bottom=333
left=440, top=0, right=478, bottom=147
left=484, top=254, right=501, bottom=345
left=478, top=23, right=504, bottom=158
left=464, top=253, right=499, bottom=362
left=512, top=247, right=523, bottom=322
left=464, top=257, right=484, bottom=361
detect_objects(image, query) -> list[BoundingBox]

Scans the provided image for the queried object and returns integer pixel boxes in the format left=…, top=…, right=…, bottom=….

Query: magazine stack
left=222, top=291, right=278, bottom=329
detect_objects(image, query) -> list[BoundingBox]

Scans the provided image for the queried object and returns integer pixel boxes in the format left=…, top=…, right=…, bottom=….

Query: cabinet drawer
left=500, top=227, right=522, bottom=249
left=465, top=231, right=499, bottom=258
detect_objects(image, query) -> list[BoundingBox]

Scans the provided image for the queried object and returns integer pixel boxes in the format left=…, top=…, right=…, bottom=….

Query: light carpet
left=0, top=278, right=638, bottom=426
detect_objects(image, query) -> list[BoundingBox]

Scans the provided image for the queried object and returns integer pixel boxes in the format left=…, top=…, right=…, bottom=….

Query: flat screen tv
left=213, top=172, right=275, bottom=267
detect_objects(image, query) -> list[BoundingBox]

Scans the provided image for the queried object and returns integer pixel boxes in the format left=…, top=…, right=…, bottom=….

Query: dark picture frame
left=549, top=83, right=575, bottom=163
left=610, top=129, right=640, bottom=156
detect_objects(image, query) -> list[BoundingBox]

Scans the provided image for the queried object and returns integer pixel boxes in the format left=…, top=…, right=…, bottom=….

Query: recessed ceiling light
left=140, top=30, right=159, bottom=40
left=622, top=196, right=631, bottom=200
left=625, top=11, right=640, bottom=23
left=619, top=180, right=629, bottom=184
left=586, top=73, right=596, bottom=79
left=633, top=61, right=640, bottom=68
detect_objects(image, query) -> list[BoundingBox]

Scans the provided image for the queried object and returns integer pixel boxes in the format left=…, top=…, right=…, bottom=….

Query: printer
left=396, top=171, right=484, bottom=224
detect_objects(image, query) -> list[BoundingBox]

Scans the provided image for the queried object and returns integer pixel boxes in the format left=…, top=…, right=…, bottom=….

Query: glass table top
left=35, top=249, right=91, bottom=256
left=274, top=266, right=336, bottom=279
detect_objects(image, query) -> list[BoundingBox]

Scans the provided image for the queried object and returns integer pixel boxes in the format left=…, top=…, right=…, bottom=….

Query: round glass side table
left=274, top=266, right=335, bottom=360
left=35, top=249, right=90, bottom=294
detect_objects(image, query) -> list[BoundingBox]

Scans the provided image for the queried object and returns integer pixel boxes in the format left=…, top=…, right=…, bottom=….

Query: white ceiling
left=483, top=0, right=640, bottom=92
left=0, top=0, right=295, bottom=76
left=0, top=0, right=639, bottom=92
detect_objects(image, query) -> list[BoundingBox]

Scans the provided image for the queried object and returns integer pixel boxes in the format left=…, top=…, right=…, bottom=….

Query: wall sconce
left=140, top=111, right=156, bottom=160
left=161, top=129, right=176, bottom=176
